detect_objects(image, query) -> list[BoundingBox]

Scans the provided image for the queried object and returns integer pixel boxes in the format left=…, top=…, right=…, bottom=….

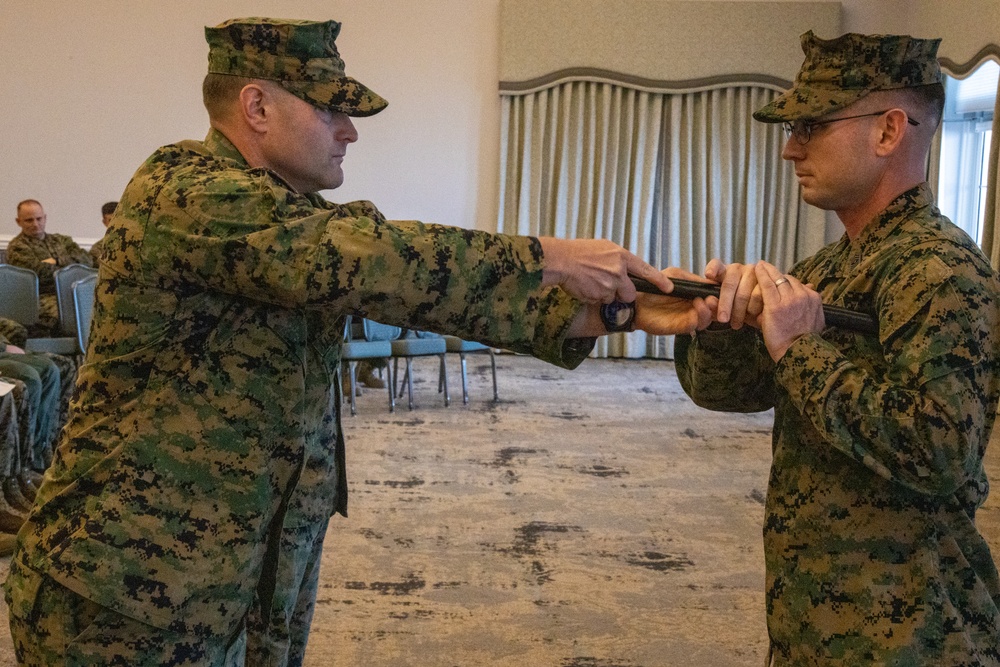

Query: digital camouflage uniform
left=88, top=236, right=105, bottom=269
left=5, top=19, right=595, bottom=667
left=676, top=32, right=1000, bottom=667
left=677, top=30, right=1000, bottom=667
left=676, top=185, right=1000, bottom=665
left=5, top=232, right=94, bottom=336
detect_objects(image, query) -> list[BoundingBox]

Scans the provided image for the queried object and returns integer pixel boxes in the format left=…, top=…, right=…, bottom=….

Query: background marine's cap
left=205, top=17, right=388, bottom=117
left=754, top=30, right=942, bottom=122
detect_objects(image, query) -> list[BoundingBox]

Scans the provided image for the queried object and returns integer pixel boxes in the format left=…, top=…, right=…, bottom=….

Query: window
left=937, top=60, right=999, bottom=246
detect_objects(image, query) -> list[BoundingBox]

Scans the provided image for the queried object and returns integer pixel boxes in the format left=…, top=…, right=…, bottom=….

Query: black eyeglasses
left=782, top=109, right=920, bottom=144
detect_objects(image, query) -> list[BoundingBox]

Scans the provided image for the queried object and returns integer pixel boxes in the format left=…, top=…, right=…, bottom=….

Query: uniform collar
left=843, top=183, right=934, bottom=269
left=204, top=128, right=250, bottom=166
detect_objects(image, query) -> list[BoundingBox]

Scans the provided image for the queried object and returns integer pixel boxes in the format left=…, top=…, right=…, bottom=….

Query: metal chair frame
left=341, top=316, right=400, bottom=416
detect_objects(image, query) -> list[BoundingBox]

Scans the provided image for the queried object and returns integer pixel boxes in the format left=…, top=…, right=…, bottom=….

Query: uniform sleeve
left=58, top=237, right=94, bottom=268
left=674, top=326, right=777, bottom=413
left=117, top=164, right=591, bottom=368
left=775, top=253, right=999, bottom=498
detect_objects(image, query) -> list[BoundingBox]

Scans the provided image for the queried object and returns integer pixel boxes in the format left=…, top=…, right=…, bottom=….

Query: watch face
left=600, top=300, right=636, bottom=332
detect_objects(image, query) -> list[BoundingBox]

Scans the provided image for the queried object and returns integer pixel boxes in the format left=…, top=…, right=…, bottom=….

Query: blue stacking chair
left=55, top=263, right=98, bottom=353
left=0, top=263, right=77, bottom=355
left=391, top=330, right=448, bottom=410
left=72, top=274, right=98, bottom=357
left=342, top=316, right=400, bottom=416
left=442, top=336, right=499, bottom=404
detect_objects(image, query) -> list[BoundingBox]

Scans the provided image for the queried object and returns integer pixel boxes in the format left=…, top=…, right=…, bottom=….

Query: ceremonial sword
left=630, top=276, right=879, bottom=335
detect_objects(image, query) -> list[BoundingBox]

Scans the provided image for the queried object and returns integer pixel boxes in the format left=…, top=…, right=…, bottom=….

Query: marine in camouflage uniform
left=7, top=201, right=94, bottom=337
left=676, top=32, right=1000, bottom=665
left=89, top=202, right=118, bottom=269
left=4, top=17, right=708, bottom=667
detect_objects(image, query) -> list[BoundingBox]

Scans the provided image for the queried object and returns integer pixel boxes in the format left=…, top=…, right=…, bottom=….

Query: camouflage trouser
left=26, top=295, right=60, bottom=339
left=5, top=560, right=247, bottom=666
left=39, top=352, right=77, bottom=461
left=0, top=353, right=61, bottom=471
left=245, top=511, right=330, bottom=667
left=0, top=319, right=28, bottom=349
left=0, top=389, right=20, bottom=479
left=4, top=521, right=330, bottom=667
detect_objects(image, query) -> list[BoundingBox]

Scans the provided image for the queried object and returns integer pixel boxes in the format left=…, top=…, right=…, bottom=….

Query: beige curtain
left=499, top=80, right=815, bottom=358
left=499, top=81, right=663, bottom=357
left=648, top=86, right=817, bottom=358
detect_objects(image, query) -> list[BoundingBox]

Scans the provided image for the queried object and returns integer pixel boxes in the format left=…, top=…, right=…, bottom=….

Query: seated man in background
left=6, top=200, right=94, bottom=336
left=89, top=201, right=118, bottom=268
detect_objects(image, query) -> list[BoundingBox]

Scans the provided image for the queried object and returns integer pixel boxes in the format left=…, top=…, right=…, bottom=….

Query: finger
left=729, top=265, right=761, bottom=329
left=704, top=259, right=728, bottom=282
left=754, top=261, right=786, bottom=301
left=692, top=297, right=715, bottom=332
left=663, top=266, right=713, bottom=284
left=716, top=264, right=746, bottom=324
left=624, top=255, right=670, bottom=300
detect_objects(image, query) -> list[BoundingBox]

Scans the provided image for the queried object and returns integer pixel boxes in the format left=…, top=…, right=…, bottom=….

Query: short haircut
left=101, top=201, right=118, bottom=216
left=868, top=83, right=946, bottom=130
left=16, top=199, right=42, bottom=217
left=202, top=73, right=256, bottom=121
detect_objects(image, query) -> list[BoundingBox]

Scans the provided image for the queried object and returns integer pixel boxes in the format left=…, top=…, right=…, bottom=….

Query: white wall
left=0, top=0, right=502, bottom=244
left=1, top=0, right=993, bottom=247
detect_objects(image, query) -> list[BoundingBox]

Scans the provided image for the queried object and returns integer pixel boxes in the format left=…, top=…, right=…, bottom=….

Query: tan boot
left=18, top=474, right=38, bottom=502
left=0, top=531, right=17, bottom=557
left=4, top=478, right=33, bottom=513
left=0, top=493, right=26, bottom=534
left=358, top=364, right=386, bottom=389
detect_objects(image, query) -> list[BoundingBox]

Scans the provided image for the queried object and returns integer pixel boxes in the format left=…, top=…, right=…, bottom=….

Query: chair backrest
left=72, top=274, right=98, bottom=356
left=55, top=264, right=98, bottom=337
left=0, top=264, right=40, bottom=325
left=363, top=319, right=402, bottom=342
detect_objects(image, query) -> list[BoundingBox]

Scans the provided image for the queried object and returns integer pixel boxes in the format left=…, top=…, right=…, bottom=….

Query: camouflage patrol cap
left=754, top=31, right=942, bottom=122
left=205, top=17, right=388, bottom=117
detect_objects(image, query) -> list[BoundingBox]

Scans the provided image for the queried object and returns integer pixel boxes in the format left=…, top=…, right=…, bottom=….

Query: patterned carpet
left=2, top=354, right=1000, bottom=666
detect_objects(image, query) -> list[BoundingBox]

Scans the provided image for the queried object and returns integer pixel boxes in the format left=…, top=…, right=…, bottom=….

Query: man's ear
left=873, top=108, right=910, bottom=157
left=239, top=83, right=270, bottom=134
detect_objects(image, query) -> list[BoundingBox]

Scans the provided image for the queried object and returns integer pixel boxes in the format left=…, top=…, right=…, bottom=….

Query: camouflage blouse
left=6, top=231, right=93, bottom=292
left=676, top=184, right=1000, bottom=665
left=10, top=129, right=591, bottom=637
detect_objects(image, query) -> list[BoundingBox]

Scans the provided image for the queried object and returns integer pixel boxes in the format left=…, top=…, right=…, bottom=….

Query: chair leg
left=405, top=358, right=415, bottom=410
left=394, top=358, right=404, bottom=398
left=440, top=354, right=449, bottom=407
left=459, top=353, right=470, bottom=405
left=489, top=349, right=498, bottom=401
left=386, top=361, right=395, bottom=413
left=348, top=362, right=359, bottom=416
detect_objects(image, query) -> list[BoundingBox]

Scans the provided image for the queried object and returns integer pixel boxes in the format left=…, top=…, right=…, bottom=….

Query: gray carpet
left=1, top=354, right=1000, bottom=666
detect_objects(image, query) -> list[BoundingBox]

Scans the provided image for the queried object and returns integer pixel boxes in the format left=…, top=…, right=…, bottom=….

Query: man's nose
left=334, top=115, right=358, bottom=143
left=781, top=136, right=804, bottom=161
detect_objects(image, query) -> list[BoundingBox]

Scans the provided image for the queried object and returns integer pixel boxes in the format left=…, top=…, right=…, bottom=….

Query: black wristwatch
left=600, top=300, right=636, bottom=332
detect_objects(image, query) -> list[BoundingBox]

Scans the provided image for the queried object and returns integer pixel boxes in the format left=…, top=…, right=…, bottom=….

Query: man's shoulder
left=6, top=233, right=31, bottom=248
left=48, top=232, right=83, bottom=246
